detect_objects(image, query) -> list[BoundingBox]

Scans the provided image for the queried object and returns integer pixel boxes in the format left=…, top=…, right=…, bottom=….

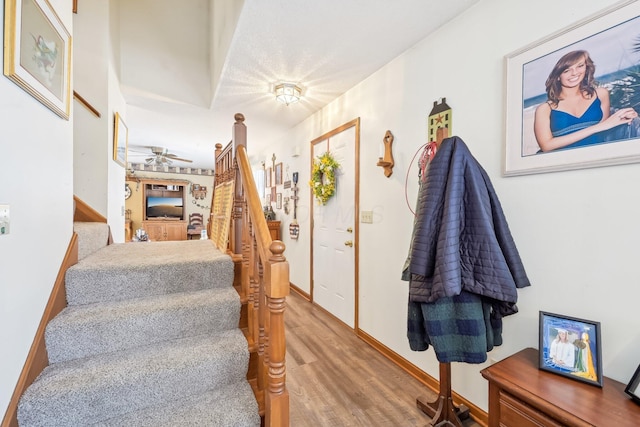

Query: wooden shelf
left=481, top=348, right=640, bottom=426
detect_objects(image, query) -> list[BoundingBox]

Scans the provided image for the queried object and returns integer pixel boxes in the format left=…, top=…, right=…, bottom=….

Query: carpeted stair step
left=73, top=222, right=110, bottom=261
left=94, top=380, right=260, bottom=427
left=18, top=330, right=249, bottom=427
left=65, top=240, right=234, bottom=305
left=45, top=287, right=241, bottom=363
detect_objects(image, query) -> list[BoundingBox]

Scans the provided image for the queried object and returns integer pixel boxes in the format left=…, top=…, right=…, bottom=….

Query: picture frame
left=626, top=363, right=640, bottom=404
left=275, top=162, right=283, bottom=186
left=3, top=0, right=72, bottom=119
left=266, top=194, right=271, bottom=205
left=539, top=311, right=603, bottom=387
left=113, top=112, right=128, bottom=167
left=276, top=193, right=282, bottom=209
left=266, top=167, right=272, bottom=188
left=504, top=1, right=640, bottom=176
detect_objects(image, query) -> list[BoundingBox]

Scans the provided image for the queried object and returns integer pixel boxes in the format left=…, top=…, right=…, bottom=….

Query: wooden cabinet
left=138, top=179, right=188, bottom=241
left=267, top=221, right=281, bottom=241
left=142, top=221, right=187, bottom=241
left=481, top=348, right=640, bottom=427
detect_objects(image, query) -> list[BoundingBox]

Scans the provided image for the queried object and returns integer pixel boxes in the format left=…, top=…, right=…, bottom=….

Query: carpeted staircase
left=17, top=223, right=260, bottom=426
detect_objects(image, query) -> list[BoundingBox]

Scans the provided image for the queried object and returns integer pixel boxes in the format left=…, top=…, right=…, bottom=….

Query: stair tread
left=46, top=287, right=241, bottom=363
left=65, top=240, right=234, bottom=305
left=18, top=331, right=249, bottom=426
left=95, top=381, right=260, bottom=427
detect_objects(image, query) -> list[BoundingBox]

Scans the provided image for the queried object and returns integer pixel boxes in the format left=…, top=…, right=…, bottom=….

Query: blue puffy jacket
left=408, top=136, right=530, bottom=317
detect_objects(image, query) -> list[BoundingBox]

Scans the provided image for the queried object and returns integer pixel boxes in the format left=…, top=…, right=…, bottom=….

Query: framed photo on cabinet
left=504, top=1, right=640, bottom=176
left=625, top=363, right=640, bottom=404
left=539, top=311, right=603, bottom=387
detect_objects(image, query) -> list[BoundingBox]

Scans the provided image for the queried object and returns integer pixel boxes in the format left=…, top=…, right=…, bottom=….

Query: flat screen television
left=146, top=197, right=183, bottom=219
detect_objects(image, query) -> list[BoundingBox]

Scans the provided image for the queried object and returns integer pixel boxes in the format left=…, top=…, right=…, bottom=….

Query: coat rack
left=415, top=124, right=470, bottom=427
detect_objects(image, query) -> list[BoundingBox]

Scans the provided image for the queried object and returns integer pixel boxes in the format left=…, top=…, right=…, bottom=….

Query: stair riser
left=46, top=289, right=241, bottom=363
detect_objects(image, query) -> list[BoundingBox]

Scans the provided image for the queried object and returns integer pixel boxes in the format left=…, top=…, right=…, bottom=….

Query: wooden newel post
left=232, top=113, right=247, bottom=256
left=266, top=240, right=290, bottom=427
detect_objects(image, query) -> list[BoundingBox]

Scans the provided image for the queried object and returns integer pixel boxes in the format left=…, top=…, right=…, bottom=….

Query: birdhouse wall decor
left=428, top=98, right=452, bottom=143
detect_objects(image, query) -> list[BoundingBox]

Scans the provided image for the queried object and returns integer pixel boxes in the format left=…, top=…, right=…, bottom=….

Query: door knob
left=344, top=240, right=353, bottom=247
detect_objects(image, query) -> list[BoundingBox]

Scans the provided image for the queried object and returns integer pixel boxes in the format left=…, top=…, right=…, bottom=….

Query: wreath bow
left=309, top=151, right=340, bottom=205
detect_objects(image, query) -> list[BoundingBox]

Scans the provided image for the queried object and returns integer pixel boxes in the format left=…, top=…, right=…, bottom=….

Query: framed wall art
left=504, top=1, right=640, bottom=176
left=3, top=0, right=72, bottom=119
left=276, top=193, right=282, bottom=209
left=113, top=112, right=128, bottom=167
left=275, top=162, right=283, bottom=186
left=539, top=311, right=603, bottom=387
left=265, top=167, right=272, bottom=188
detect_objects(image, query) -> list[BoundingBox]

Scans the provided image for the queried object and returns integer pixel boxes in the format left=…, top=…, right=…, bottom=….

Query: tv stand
left=142, top=220, right=186, bottom=241
left=142, top=179, right=188, bottom=241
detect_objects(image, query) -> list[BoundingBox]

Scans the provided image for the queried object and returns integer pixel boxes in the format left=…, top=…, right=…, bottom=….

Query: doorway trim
left=309, top=117, right=360, bottom=331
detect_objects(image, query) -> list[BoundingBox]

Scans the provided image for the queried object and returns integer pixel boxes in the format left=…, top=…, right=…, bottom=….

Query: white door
left=312, top=121, right=357, bottom=328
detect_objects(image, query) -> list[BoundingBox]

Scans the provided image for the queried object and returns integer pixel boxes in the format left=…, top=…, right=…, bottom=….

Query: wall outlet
left=0, top=204, right=10, bottom=235
left=361, top=210, right=373, bottom=224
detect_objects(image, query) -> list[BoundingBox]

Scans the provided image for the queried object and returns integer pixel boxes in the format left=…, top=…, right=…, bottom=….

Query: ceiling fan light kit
left=143, top=146, right=194, bottom=166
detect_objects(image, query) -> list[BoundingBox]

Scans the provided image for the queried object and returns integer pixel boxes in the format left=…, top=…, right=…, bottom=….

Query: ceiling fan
left=144, top=146, right=193, bottom=166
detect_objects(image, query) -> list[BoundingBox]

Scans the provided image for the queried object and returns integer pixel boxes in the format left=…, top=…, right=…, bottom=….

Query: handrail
left=215, top=114, right=290, bottom=426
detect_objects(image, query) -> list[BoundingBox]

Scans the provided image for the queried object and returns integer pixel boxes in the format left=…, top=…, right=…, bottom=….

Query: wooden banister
left=215, top=114, right=290, bottom=426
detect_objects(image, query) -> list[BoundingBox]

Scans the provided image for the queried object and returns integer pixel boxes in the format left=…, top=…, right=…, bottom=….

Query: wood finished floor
left=285, top=291, right=482, bottom=427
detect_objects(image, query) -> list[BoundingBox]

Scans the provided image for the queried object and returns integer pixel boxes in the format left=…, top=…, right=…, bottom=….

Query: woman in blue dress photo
left=533, top=50, right=637, bottom=152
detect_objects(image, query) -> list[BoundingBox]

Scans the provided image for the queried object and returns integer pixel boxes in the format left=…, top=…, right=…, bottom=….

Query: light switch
left=361, top=210, right=373, bottom=224
left=0, top=204, right=10, bottom=235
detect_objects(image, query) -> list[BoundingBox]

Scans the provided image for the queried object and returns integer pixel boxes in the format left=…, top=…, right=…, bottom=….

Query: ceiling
left=120, top=0, right=479, bottom=170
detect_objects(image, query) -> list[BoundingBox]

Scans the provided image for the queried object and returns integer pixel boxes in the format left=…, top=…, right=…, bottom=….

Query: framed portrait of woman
left=504, top=1, right=640, bottom=176
left=539, top=311, right=603, bottom=387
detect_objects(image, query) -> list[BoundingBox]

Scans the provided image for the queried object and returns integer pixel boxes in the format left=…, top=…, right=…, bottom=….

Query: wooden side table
left=481, top=347, right=640, bottom=426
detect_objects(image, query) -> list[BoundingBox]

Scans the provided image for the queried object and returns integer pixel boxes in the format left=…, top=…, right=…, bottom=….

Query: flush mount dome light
left=274, top=82, right=301, bottom=105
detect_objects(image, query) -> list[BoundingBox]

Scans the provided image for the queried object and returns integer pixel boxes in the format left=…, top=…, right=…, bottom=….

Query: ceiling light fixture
left=274, top=82, right=301, bottom=106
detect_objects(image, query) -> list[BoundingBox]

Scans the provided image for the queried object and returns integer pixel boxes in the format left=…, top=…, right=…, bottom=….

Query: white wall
left=74, top=0, right=126, bottom=242
left=0, top=0, right=74, bottom=416
left=73, top=0, right=109, bottom=216
left=261, top=0, right=638, bottom=411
